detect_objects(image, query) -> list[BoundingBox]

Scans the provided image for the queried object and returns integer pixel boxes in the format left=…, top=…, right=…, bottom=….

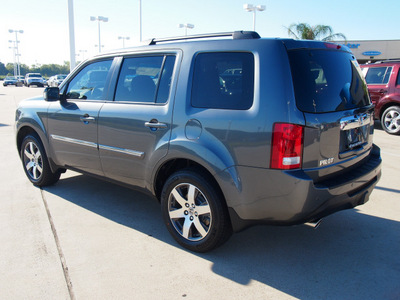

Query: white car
left=24, top=73, right=45, bottom=87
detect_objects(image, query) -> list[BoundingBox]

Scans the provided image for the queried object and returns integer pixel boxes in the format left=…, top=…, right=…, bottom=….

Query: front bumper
left=221, top=144, right=382, bottom=232
left=27, top=81, right=44, bottom=86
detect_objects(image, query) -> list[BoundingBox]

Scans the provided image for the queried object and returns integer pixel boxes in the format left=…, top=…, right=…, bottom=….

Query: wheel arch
left=154, top=158, right=225, bottom=203
left=16, top=125, right=61, bottom=173
left=376, top=95, right=400, bottom=120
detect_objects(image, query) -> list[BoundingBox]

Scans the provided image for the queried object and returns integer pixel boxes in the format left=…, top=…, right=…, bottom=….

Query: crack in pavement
left=40, top=188, right=76, bottom=300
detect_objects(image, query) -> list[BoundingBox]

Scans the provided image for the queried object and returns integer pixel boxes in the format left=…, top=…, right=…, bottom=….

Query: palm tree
left=286, top=23, right=346, bottom=42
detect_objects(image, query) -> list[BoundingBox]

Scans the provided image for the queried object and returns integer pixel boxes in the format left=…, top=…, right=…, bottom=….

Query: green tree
left=0, top=62, right=7, bottom=76
left=286, top=23, right=346, bottom=41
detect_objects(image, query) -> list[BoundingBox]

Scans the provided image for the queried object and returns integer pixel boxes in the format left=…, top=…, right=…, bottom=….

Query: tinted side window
left=397, top=68, right=400, bottom=86
left=115, top=56, right=175, bottom=103
left=365, top=66, right=393, bottom=84
left=191, top=52, right=254, bottom=110
left=156, top=56, right=176, bottom=103
left=66, top=60, right=112, bottom=100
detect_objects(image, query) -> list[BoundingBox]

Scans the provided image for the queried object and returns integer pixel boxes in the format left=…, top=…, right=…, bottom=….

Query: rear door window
left=191, top=52, right=254, bottom=110
left=364, top=66, right=393, bottom=84
left=288, top=49, right=370, bottom=113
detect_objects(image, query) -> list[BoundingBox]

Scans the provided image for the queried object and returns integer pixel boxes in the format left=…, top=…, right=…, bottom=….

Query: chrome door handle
left=80, top=114, right=95, bottom=124
left=145, top=120, right=168, bottom=130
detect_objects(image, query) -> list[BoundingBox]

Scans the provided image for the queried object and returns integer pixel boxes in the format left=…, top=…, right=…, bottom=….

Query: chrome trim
left=340, top=113, right=370, bottom=130
left=50, top=135, right=97, bottom=148
left=99, top=144, right=145, bottom=158
left=50, top=135, right=145, bottom=158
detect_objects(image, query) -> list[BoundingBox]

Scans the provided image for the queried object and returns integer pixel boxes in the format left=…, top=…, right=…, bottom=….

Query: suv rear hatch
left=286, top=41, right=376, bottom=182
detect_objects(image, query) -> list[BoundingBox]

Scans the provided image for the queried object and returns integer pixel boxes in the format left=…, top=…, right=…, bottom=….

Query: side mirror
left=43, top=87, right=60, bottom=101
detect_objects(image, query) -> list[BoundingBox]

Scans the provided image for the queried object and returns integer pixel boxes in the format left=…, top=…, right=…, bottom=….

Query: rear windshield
left=28, top=74, right=42, bottom=78
left=288, top=49, right=370, bottom=113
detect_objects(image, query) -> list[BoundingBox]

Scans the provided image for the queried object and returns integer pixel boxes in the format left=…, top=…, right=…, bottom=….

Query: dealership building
left=337, top=40, right=400, bottom=64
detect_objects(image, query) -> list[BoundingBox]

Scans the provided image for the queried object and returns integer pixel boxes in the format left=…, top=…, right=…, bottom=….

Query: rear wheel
left=161, top=169, right=232, bottom=252
left=20, top=134, right=61, bottom=186
left=381, top=106, right=400, bottom=135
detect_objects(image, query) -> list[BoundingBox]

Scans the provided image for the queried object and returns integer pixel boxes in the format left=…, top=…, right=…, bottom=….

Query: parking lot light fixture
left=79, top=49, right=88, bottom=60
left=118, top=36, right=130, bottom=48
left=8, top=29, right=23, bottom=77
left=178, top=23, right=194, bottom=36
left=90, top=16, right=108, bottom=53
left=243, top=4, right=265, bottom=31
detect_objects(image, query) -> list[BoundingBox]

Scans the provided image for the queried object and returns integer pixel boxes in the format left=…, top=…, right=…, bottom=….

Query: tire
left=381, top=106, right=400, bottom=135
left=161, top=169, right=232, bottom=252
left=20, top=134, right=61, bottom=186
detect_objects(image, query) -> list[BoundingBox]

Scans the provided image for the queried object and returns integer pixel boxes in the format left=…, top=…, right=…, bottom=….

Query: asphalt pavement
left=1, top=85, right=399, bottom=300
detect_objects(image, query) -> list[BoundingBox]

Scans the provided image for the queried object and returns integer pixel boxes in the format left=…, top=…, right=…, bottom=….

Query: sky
left=1, top=0, right=399, bottom=67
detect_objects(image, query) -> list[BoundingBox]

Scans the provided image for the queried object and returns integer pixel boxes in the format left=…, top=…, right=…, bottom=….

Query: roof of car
left=362, top=59, right=400, bottom=67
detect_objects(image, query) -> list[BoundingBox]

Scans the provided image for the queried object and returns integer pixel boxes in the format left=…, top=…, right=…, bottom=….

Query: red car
left=361, top=60, right=400, bottom=135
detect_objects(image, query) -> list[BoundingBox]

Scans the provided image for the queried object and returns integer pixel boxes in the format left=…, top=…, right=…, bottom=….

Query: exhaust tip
left=304, top=219, right=322, bottom=229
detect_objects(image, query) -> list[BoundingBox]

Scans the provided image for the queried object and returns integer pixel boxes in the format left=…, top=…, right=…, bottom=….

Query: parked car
left=17, top=75, right=25, bottom=86
left=15, top=31, right=382, bottom=252
left=361, top=60, right=400, bottom=135
left=47, top=74, right=68, bottom=87
left=24, top=73, right=45, bottom=87
left=3, top=76, right=20, bottom=86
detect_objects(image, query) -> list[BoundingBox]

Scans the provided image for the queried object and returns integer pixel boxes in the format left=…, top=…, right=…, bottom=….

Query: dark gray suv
left=15, top=31, right=382, bottom=252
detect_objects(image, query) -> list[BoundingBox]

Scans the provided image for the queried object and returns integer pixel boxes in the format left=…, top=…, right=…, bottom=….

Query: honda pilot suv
left=15, top=31, right=382, bottom=252
left=361, top=60, right=400, bottom=134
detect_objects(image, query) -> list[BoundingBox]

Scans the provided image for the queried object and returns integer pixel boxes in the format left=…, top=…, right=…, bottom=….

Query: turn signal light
left=270, top=123, right=304, bottom=169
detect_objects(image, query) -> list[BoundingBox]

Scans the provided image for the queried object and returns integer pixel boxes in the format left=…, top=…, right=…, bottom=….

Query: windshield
left=288, top=49, right=370, bottom=113
left=28, top=74, right=42, bottom=78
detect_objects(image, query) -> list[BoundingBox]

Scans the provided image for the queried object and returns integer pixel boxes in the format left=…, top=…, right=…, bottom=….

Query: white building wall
left=337, top=40, right=400, bottom=62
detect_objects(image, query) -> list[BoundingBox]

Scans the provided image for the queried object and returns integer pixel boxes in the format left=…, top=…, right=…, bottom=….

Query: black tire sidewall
left=161, top=169, right=231, bottom=252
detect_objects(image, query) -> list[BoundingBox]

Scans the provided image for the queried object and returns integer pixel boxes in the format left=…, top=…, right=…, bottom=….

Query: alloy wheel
left=23, top=141, right=43, bottom=181
left=168, top=183, right=212, bottom=241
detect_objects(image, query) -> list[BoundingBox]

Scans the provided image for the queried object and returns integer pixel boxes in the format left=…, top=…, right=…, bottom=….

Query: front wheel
left=20, top=134, right=61, bottom=186
left=381, top=106, right=400, bottom=135
left=161, top=169, right=232, bottom=252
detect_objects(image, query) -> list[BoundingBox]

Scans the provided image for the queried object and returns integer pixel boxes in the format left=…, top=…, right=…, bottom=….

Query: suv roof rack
left=375, top=59, right=400, bottom=64
left=147, top=31, right=261, bottom=45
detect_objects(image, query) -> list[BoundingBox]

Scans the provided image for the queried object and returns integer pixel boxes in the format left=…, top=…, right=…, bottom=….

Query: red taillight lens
left=324, top=42, right=341, bottom=50
left=270, top=123, right=304, bottom=170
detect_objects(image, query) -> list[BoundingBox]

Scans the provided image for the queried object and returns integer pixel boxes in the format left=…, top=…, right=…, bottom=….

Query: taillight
left=324, top=42, right=341, bottom=50
left=270, top=123, right=304, bottom=170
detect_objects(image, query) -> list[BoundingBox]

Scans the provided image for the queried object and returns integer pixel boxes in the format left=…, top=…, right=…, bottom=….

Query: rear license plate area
left=341, top=124, right=369, bottom=151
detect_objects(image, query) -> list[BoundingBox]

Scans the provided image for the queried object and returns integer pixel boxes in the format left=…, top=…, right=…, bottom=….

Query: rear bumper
left=222, top=144, right=382, bottom=232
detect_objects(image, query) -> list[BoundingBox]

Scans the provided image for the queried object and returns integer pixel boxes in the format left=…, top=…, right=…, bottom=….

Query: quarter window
left=364, top=66, right=393, bottom=84
left=191, top=52, right=254, bottom=110
left=66, top=60, right=112, bottom=100
left=114, top=55, right=176, bottom=103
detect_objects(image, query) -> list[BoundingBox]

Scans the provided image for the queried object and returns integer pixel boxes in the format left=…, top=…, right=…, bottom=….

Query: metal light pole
left=243, top=4, right=265, bottom=31
left=90, top=16, right=108, bottom=53
left=118, top=36, right=130, bottom=48
left=79, top=50, right=87, bottom=61
left=8, top=41, right=17, bottom=77
left=8, top=29, right=23, bottom=77
left=139, top=0, right=142, bottom=42
left=178, top=23, right=194, bottom=36
left=68, top=0, right=76, bottom=71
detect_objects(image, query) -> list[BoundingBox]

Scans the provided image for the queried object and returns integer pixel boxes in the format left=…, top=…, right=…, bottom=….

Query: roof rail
left=147, top=31, right=260, bottom=45
left=375, top=58, right=400, bottom=64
